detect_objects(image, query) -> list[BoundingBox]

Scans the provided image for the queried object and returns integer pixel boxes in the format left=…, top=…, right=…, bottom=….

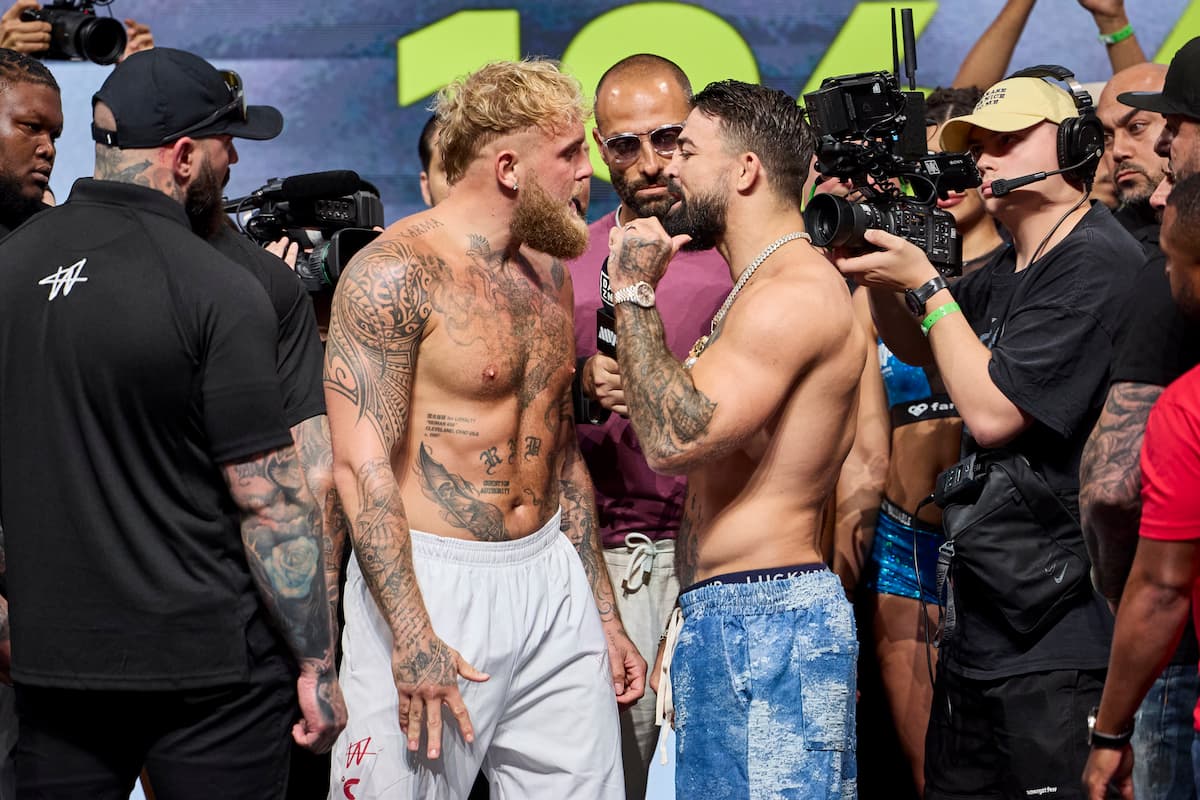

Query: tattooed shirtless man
left=610, top=80, right=864, bottom=798
left=325, top=59, right=642, bottom=799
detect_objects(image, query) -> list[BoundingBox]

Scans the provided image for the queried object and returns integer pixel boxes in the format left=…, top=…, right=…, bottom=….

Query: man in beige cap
left=837, top=67, right=1142, bottom=799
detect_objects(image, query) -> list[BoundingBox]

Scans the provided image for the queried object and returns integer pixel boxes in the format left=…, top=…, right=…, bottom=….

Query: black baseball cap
left=91, top=47, right=283, bottom=148
left=1119, top=36, right=1200, bottom=119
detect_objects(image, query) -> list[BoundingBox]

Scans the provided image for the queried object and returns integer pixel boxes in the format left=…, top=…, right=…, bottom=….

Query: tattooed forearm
left=224, top=448, right=333, bottom=670
left=415, top=443, right=510, bottom=541
left=291, top=415, right=347, bottom=629
left=559, top=438, right=617, bottom=623
left=615, top=304, right=718, bottom=472
left=1080, top=381, right=1162, bottom=601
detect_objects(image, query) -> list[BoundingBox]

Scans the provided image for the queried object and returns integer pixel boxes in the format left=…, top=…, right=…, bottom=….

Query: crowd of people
left=0, top=1, right=1196, bottom=799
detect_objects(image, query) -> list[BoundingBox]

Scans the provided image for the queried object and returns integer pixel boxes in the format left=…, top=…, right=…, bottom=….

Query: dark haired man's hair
left=692, top=79, right=812, bottom=210
left=594, top=54, right=692, bottom=113
left=1167, top=174, right=1200, bottom=257
left=0, top=48, right=59, bottom=93
left=926, top=86, right=982, bottom=127
left=417, top=114, right=438, bottom=172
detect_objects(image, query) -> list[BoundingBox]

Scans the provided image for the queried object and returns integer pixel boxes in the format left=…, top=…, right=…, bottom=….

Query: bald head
left=594, top=54, right=691, bottom=129
left=1098, top=63, right=1169, bottom=206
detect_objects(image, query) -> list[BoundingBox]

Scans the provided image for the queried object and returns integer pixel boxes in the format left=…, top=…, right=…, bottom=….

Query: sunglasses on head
left=167, top=70, right=247, bottom=142
left=601, top=122, right=684, bottom=167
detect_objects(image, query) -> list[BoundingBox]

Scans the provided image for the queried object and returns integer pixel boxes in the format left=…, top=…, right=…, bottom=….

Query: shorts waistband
left=679, top=565, right=839, bottom=615
left=683, top=562, right=825, bottom=593
left=409, top=508, right=563, bottom=566
left=880, top=497, right=942, bottom=535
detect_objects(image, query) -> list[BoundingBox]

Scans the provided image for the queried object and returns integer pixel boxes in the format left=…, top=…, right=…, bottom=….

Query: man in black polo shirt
left=0, top=47, right=345, bottom=798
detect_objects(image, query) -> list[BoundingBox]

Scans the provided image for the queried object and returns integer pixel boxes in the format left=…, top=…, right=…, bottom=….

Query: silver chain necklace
left=685, top=231, right=810, bottom=368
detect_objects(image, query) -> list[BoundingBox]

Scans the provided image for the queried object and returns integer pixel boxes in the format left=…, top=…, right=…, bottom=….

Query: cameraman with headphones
left=837, top=67, right=1142, bottom=799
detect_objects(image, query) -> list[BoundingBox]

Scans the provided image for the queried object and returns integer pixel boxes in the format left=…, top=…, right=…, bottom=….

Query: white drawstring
left=621, top=532, right=658, bottom=593
left=655, top=605, right=683, bottom=763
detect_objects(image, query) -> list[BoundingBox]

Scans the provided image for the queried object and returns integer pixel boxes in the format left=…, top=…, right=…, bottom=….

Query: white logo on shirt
left=38, top=258, right=88, bottom=301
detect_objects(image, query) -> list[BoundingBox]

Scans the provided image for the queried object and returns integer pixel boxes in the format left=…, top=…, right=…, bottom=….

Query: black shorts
left=925, top=666, right=1105, bottom=800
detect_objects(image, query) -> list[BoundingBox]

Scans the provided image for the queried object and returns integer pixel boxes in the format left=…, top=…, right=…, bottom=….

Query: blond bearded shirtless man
left=609, top=80, right=863, bottom=798
left=325, top=60, right=641, bottom=799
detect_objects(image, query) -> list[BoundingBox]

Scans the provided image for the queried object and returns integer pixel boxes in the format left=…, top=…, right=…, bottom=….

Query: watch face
left=905, top=290, right=923, bottom=316
left=636, top=282, right=655, bottom=307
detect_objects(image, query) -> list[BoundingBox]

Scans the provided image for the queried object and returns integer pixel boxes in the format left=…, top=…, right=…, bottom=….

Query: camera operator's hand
left=834, top=228, right=941, bottom=292
left=0, top=0, right=50, bottom=54
left=120, top=18, right=154, bottom=62
left=265, top=236, right=300, bottom=270
left=582, top=354, right=627, bottom=417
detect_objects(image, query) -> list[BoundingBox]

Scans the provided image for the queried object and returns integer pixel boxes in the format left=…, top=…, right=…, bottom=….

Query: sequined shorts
left=864, top=497, right=945, bottom=604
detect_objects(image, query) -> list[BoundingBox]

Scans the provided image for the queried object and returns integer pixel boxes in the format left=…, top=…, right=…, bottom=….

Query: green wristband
left=1099, top=23, right=1134, bottom=45
left=921, top=301, right=961, bottom=335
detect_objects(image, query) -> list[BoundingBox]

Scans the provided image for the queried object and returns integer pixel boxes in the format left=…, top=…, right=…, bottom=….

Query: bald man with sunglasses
left=567, top=53, right=730, bottom=799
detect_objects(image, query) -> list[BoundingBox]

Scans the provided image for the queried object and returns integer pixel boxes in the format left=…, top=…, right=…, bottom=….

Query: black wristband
left=1087, top=707, right=1134, bottom=750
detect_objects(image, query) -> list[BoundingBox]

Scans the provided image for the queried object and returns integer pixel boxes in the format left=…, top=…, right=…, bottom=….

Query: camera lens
left=804, top=193, right=871, bottom=248
left=75, top=16, right=126, bottom=65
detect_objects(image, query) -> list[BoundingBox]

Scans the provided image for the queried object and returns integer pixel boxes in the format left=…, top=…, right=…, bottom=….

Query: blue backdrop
left=42, top=0, right=1193, bottom=223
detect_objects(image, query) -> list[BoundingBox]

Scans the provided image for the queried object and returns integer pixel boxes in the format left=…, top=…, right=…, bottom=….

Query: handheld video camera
left=21, top=0, right=127, bottom=65
left=802, top=9, right=981, bottom=277
left=224, top=170, right=385, bottom=293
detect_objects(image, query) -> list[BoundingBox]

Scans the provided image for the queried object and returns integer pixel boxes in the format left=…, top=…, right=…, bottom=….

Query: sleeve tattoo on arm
left=611, top=236, right=717, bottom=462
left=1080, top=381, right=1163, bottom=599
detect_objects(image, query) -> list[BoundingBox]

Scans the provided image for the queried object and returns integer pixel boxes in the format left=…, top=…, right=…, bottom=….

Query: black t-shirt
left=945, top=201, right=1142, bottom=679
left=1110, top=205, right=1200, bottom=665
left=0, top=179, right=292, bottom=690
left=208, top=223, right=326, bottom=427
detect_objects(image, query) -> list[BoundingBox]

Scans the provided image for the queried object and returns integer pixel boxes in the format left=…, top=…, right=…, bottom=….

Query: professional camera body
left=225, top=170, right=385, bottom=293
left=21, top=0, right=126, bottom=65
left=802, top=13, right=981, bottom=277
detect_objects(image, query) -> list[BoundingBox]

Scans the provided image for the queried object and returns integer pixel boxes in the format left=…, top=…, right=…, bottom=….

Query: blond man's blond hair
left=435, top=58, right=587, bottom=185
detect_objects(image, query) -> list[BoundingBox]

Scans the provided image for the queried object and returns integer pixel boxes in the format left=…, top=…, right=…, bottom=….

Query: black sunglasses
left=601, top=122, right=684, bottom=166
left=167, top=70, right=247, bottom=142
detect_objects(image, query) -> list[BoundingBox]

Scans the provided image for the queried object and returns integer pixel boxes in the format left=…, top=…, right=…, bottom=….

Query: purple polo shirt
left=571, top=209, right=731, bottom=548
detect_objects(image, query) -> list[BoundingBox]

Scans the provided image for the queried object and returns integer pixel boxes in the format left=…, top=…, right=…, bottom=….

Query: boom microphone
left=990, top=152, right=1100, bottom=197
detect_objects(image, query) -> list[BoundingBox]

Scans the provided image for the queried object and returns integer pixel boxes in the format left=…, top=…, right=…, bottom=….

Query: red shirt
left=1139, top=362, right=1200, bottom=728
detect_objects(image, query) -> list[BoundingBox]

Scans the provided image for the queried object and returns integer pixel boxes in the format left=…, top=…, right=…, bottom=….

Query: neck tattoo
left=684, top=231, right=811, bottom=370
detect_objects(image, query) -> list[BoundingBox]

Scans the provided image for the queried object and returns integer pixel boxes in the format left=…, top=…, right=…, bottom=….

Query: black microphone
left=263, top=170, right=363, bottom=202
left=596, top=257, right=617, bottom=356
left=990, top=152, right=1100, bottom=197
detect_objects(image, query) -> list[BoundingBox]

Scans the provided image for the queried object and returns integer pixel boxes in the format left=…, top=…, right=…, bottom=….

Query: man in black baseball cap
left=1120, top=37, right=1200, bottom=189
left=0, top=45, right=344, bottom=800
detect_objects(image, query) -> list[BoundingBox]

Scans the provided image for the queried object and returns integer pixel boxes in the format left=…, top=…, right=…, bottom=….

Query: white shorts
left=330, top=509, right=623, bottom=800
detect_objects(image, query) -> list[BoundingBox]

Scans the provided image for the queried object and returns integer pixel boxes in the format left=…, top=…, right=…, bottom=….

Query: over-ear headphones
left=1006, top=64, right=1105, bottom=184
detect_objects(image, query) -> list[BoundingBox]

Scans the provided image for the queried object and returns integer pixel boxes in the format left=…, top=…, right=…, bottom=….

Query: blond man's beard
left=510, top=175, right=589, bottom=259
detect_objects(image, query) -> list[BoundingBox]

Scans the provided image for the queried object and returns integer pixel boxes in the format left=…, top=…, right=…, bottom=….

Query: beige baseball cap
left=939, top=77, right=1079, bottom=153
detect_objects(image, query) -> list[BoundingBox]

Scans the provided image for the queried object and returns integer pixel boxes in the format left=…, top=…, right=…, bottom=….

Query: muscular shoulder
left=735, top=253, right=859, bottom=355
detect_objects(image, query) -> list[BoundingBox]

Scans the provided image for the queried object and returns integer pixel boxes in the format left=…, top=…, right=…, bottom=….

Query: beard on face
left=1115, top=161, right=1160, bottom=207
left=663, top=178, right=724, bottom=252
left=0, top=169, right=47, bottom=226
left=510, top=174, right=589, bottom=259
left=185, top=157, right=227, bottom=238
left=611, top=168, right=676, bottom=221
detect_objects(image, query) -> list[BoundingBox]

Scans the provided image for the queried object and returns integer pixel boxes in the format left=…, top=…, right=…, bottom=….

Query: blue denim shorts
left=672, top=568, right=857, bottom=800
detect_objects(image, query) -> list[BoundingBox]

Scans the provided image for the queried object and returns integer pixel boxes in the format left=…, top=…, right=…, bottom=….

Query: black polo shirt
left=208, top=223, right=326, bottom=427
left=0, top=178, right=292, bottom=690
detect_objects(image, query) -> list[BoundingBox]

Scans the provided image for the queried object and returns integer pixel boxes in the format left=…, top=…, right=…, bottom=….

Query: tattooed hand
left=607, top=217, right=691, bottom=288
left=393, top=630, right=489, bottom=758
left=604, top=621, right=647, bottom=707
left=293, top=660, right=348, bottom=753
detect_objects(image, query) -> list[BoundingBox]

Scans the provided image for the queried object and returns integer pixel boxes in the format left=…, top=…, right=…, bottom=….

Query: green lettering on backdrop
left=396, top=10, right=521, bottom=106
left=1157, top=0, right=1200, bottom=63
left=800, top=2, right=938, bottom=98
left=562, top=2, right=759, bottom=182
